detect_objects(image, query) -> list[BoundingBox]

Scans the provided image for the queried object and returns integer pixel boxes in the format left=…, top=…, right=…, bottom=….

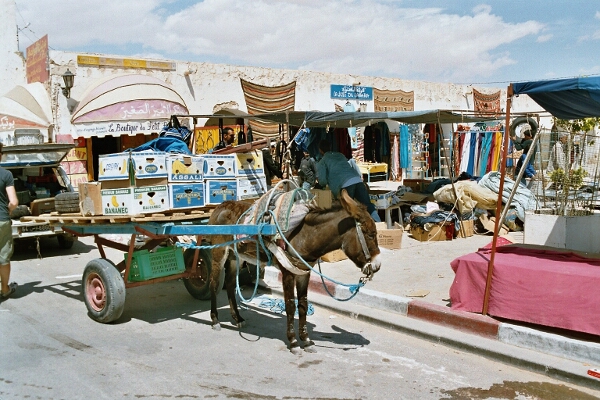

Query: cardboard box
left=376, top=222, right=404, bottom=249
left=168, top=182, right=205, bottom=210
left=234, top=151, right=265, bottom=177
left=410, top=223, right=452, bottom=242
left=236, top=176, right=267, bottom=200
left=402, top=178, right=431, bottom=193
left=205, top=179, right=237, bottom=205
left=131, top=184, right=170, bottom=214
left=203, top=154, right=236, bottom=179
left=321, top=249, right=348, bottom=262
left=101, top=187, right=134, bottom=215
left=310, top=189, right=333, bottom=209
left=79, top=181, right=103, bottom=216
left=457, top=219, right=474, bottom=238
left=369, top=189, right=395, bottom=209
left=166, top=154, right=204, bottom=182
left=30, top=198, right=55, bottom=216
left=98, top=151, right=167, bottom=181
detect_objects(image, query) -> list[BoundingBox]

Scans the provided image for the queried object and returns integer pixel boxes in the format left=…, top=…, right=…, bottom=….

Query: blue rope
left=175, top=206, right=367, bottom=302
left=259, top=298, right=314, bottom=316
left=263, top=209, right=366, bottom=301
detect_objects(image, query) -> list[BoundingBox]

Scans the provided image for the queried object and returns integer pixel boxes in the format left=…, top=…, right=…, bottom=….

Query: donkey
left=206, top=189, right=381, bottom=352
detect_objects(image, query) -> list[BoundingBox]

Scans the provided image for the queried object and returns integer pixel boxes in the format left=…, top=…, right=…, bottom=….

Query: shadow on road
left=33, top=278, right=370, bottom=349
left=12, top=237, right=96, bottom=261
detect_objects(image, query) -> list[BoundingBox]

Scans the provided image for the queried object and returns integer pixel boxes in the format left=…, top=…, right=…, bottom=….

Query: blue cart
left=44, top=214, right=278, bottom=323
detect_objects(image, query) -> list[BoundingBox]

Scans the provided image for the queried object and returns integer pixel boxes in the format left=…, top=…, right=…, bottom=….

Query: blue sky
left=13, top=0, right=600, bottom=87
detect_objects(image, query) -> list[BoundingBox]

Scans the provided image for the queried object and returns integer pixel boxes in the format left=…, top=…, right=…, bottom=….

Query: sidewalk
left=258, top=230, right=600, bottom=390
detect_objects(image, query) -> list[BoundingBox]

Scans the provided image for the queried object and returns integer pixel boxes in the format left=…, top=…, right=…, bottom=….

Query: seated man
left=315, top=140, right=381, bottom=222
left=211, top=127, right=235, bottom=152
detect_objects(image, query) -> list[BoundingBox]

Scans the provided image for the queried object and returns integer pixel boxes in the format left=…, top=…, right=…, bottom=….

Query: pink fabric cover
left=450, top=245, right=600, bottom=336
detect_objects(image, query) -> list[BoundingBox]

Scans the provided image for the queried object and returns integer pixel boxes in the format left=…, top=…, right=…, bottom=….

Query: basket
left=127, top=246, right=186, bottom=282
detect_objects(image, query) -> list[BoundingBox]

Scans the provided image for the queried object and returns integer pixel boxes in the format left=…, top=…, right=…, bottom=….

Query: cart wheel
left=183, top=246, right=224, bottom=300
left=82, top=258, right=126, bottom=323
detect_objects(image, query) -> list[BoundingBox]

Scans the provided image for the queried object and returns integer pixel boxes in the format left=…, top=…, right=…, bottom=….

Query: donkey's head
left=337, top=189, right=381, bottom=279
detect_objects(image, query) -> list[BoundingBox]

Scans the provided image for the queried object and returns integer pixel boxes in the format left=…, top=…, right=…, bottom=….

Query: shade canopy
left=0, top=82, right=52, bottom=130
left=72, top=74, right=188, bottom=124
left=512, top=76, right=600, bottom=120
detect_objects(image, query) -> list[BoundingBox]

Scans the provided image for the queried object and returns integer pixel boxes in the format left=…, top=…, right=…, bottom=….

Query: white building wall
left=0, top=0, right=26, bottom=94
left=48, top=50, right=547, bottom=139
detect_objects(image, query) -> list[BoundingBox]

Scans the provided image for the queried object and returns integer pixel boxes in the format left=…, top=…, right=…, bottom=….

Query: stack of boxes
left=203, top=154, right=237, bottom=205
left=233, top=151, right=268, bottom=201
left=96, top=150, right=268, bottom=216
left=98, top=151, right=170, bottom=216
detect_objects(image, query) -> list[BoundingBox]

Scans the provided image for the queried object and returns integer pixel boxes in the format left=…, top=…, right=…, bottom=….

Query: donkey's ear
left=339, top=189, right=361, bottom=218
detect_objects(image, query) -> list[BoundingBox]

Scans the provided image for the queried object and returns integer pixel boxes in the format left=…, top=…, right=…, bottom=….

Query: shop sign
left=74, top=120, right=166, bottom=137
left=26, top=35, right=49, bottom=84
left=77, top=55, right=176, bottom=71
left=330, top=84, right=373, bottom=100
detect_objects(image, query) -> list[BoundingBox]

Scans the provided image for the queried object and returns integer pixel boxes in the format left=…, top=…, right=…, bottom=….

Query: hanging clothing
left=400, top=124, right=410, bottom=168
left=478, top=132, right=493, bottom=177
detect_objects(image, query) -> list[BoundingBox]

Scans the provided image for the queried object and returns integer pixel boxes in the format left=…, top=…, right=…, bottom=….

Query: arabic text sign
left=330, top=85, right=373, bottom=100
left=26, top=35, right=49, bottom=84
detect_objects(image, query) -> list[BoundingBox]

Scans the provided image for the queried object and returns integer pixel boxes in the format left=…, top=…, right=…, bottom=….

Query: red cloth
left=450, top=245, right=600, bottom=336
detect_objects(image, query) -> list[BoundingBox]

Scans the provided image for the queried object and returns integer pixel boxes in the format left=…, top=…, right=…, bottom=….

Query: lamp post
left=62, top=69, right=75, bottom=98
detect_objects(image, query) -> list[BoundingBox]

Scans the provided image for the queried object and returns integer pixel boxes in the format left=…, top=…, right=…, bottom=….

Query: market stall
left=452, top=76, right=600, bottom=335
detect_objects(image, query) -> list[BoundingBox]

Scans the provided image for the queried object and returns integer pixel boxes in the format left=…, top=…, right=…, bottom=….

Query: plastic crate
left=127, top=246, right=186, bottom=282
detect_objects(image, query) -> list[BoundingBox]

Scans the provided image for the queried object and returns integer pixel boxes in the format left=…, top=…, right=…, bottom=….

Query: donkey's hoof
left=212, top=323, right=222, bottom=331
left=288, top=340, right=301, bottom=355
left=236, top=320, right=246, bottom=329
left=302, top=340, right=316, bottom=353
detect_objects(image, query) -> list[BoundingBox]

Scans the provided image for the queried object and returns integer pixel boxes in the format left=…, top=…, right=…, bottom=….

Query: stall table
left=450, top=244, right=600, bottom=336
left=358, top=162, right=388, bottom=183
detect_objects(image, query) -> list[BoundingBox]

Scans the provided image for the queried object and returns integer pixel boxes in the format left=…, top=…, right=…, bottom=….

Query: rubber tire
left=55, top=204, right=80, bottom=213
left=10, top=205, right=30, bottom=218
left=55, top=192, right=80, bottom=202
left=183, top=246, right=224, bottom=300
left=510, top=116, right=539, bottom=138
left=82, top=258, right=126, bottom=323
left=57, top=235, right=76, bottom=249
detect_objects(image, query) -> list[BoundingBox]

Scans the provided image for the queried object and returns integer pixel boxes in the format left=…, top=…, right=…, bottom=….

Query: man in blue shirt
left=316, top=140, right=381, bottom=222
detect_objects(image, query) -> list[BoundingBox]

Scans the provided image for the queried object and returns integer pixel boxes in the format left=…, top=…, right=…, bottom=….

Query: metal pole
left=482, top=84, right=513, bottom=315
left=497, top=127, right=542, bottom=225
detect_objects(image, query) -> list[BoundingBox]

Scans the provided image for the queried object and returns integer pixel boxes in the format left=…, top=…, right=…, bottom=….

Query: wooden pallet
left=21, top=208, right=214, bottom=225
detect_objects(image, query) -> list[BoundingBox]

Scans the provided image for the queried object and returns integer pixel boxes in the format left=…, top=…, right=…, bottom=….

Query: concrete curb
left=259, top=266, right=600, bottom=388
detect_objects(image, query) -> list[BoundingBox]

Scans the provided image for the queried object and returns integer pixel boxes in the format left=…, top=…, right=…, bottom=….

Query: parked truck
left=1, top=142, right=78, bottom=249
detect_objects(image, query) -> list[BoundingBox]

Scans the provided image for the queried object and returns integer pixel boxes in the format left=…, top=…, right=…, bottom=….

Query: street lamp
left=62, top=69, right=75, bottom=98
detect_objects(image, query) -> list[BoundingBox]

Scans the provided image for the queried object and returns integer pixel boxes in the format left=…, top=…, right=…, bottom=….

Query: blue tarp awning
left=512, top=76, right=600, bottom=120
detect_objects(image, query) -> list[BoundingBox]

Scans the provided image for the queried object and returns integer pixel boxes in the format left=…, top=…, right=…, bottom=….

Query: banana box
left=236, top=176, right=267, bottom=200
left=234, top=151, right=265, bottom=177
left=203, top=154, right=236, bottom=179
left=168, top=183, right=205, bottom=210
left=98, top=151, right=168, bottom=181
left=131, top=184, right=170, bottom=214
left=166, top=154, right=204, bottom=182
left=101, top=187, right=134, bottom=215
left=205, top=179, right=237, bottom=205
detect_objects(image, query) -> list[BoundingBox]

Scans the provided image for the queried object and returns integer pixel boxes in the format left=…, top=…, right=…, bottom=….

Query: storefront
left=69, top=74, right=189, bottom=182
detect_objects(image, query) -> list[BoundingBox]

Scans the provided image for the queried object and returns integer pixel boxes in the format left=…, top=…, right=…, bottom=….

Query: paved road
left=2, top=237, right=599, bottom=399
